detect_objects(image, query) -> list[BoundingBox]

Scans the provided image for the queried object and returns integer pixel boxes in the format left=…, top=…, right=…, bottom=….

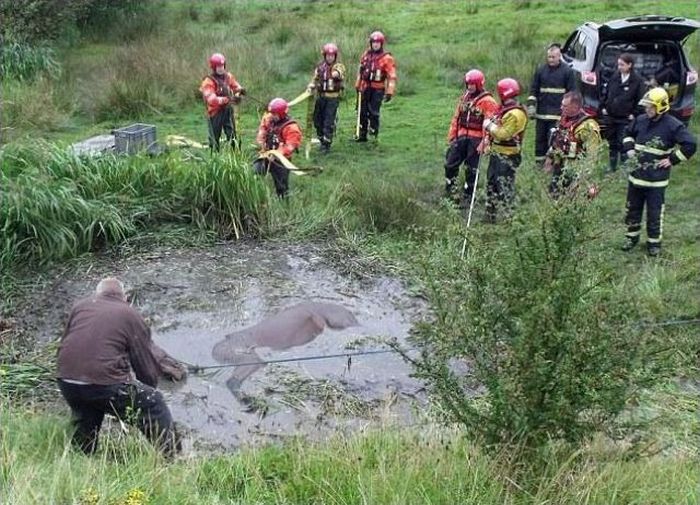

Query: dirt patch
left=20, top=242, right=427, bottom=450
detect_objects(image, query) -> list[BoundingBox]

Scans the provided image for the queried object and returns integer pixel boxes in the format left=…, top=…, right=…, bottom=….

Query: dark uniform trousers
left=313, top=95, right=340, bottom=147
left=625, top=183, right=665, bottom=245
left=606, top=118, right=632, bottom=171
left=359, top=88, right=385, bottom=139
left=254, top=158, right=289, bottom=197
left=486, top=153, right=520, bottom=219
left=535, top=119, right=557, bottom=162
left=207, top=106, right=237, bottom=151
left=444, top=135, right=481, bottom=199
left=58, top=380, right=179, bottom=457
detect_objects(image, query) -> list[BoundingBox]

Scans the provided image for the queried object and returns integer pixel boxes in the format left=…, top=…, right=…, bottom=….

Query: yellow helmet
left=639, top=87, right=670, bottom=114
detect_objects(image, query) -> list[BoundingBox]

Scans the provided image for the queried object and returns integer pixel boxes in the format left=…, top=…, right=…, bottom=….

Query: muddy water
left=34, top=243, right=426, bottom=450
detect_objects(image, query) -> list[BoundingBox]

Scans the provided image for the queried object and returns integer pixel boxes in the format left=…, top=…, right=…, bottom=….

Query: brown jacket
left=57, top=293, right=160, bottom=387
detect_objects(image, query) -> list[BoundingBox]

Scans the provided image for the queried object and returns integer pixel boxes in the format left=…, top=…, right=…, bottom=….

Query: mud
left=25, top=242, right=426, bottom=450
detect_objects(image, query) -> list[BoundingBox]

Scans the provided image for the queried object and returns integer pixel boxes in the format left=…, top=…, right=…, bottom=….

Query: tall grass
left=0, top=41, right=60, bottom=81
left=0, top=145, right=270, bottom=270
left=1, top=401, right=697, bottom=504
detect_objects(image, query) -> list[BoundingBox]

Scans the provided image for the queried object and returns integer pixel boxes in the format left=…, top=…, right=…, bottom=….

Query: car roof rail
left=624, top=15, right=684, bottom=23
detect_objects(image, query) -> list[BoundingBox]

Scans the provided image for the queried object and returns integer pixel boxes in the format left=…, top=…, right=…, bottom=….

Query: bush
left=410, top=190, right=674, bottom=449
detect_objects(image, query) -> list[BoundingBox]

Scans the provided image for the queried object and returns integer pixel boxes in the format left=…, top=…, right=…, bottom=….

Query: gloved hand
left=476, top=139, right=488, bottom=154
left=306, top=84, right=316, bottom=94
left=483, top=118, right=496, bottom=133
left=626, top=149, right=636, bottom=159
left=331, top=70, right=340, bottom=79
left=238, top=87, right=247, bottom=96
left=231, top=95, right=242, bottom=105
left=527, top=105, right=536, bottom=119
left=218, top=96, right=230, bottom=106
left=383, top=94, right=392, bottom=103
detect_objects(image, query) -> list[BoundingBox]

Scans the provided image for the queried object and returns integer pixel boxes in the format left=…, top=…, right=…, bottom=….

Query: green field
left=2, top=1, right=699, bottom=503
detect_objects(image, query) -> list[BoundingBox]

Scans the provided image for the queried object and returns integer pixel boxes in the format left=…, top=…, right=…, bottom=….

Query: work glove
left=483, top=117, right=496, bottom=134
left=383, top=94, right=392, bottom=103
left=306, top=84, right=316, bottom=94
left=238, top=87, right=247, bottom=96
left=527, top=105, right=536, bottom=119
left=218, top=96, right=230, bottom=106
left=231, top=95, right=242, bottom=105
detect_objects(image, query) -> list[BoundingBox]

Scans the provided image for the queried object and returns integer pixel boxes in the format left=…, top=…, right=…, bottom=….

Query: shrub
left=410, top=189, right=674, bottom=449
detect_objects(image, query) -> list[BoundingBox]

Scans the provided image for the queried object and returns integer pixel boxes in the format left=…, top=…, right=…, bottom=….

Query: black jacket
left=623, top=113, right=697, bottom=186
left=602, top=70, right=646, bottom=119
left=528, top=63, right=577, bottom=119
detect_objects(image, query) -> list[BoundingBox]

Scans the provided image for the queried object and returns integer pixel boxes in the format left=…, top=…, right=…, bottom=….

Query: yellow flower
left=123, top=488, right=147, bottom=505
left=78, top=487, right=100, bottom=505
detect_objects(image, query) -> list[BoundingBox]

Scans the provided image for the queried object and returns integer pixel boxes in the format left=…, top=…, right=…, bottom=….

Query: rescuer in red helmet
left=307, top=43, right=346, bottom=153
left=199, top=52, right=246, bottom=151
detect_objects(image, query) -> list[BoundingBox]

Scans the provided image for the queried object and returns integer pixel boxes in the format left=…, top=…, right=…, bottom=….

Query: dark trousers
left=207, top=106, right=237, bottom=151
left=605, top=118, right=630, bottom=171
left=313, top=96, right=340, bottom=146
left=486, top=153, right=520, bottom=220
left=444, top=135, right=481, bottom=199
left=625, top=183, right=665, bottom=245
left=358, top=88, right=384, bottom=139
left=58, top=380, right=179, bottom=457
left=535, top=119, right=557, bottom=163
left=254, top=158, right=289, bottom=197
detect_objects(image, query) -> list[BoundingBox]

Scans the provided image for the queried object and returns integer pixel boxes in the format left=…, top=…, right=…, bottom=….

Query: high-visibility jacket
left=200, top=72, right=243, bottom=117
left=622, top=113, right=696, bottom=188
left=447, top=90, right=499, bottom=142
left=256, top=113, right=303, bottom=159
left=485, top=101, right=528, bottom=156
left=355, top=50, right=397, bottom=95
left=547, top=111, right=601, bottom=163
left=527, top=63, right=576, bottom=120
left=309, top=61, right=346, bottom=97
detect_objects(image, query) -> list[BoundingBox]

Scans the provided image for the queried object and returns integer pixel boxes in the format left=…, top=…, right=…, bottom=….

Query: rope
left=183, top=318, right=700, bottom=374
left=186, top=348, right=400, bottom=374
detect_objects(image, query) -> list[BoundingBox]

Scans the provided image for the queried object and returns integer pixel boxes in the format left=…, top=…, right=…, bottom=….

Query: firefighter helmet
left=268, top=98, right=289, bottom=116
left=369, top=31, right=385, bottom=44
left=322, top=43, right=338, bottom=56
left=496, top=78, right=520, bottom=101
left=639, top=87, right=670, bottom=114
left=209, top=53, right=226, bottom=70
left=464, top=69, right=485, bottom=89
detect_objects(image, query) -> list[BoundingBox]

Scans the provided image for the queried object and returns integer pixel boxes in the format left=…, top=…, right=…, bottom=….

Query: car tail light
left=686, top=70, right=698, bottom=86
left=581, top=71, right=597, bottom=85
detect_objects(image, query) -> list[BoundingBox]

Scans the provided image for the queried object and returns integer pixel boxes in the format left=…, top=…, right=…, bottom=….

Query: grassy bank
left=1, top=401, right=698, bottom=505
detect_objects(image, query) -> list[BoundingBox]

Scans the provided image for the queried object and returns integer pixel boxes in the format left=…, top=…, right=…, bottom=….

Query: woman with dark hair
left=600, top=53, right=646, bottom=171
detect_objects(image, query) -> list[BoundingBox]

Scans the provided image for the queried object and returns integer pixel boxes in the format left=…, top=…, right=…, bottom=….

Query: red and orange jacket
left=200, top=72, right=243, bottom=117
left=355, top=50, right=397, bottom=95
left=256, top=113, right=303, bottom=159
left=447, top=90, right=499, bottom=142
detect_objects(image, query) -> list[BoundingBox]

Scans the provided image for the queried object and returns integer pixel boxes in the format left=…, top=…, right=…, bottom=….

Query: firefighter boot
left=621, top=237, right=639, bottom=252
left=647, top=242, right=661, bottom=257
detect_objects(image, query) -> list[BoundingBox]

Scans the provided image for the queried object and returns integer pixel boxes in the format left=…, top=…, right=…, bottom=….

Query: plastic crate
left=113, top=123, right=157, bottom=155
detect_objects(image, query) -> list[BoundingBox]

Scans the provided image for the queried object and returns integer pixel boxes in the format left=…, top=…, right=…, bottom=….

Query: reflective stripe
left=634, top=144, right=673, bottom=156
left=656, top=203, right=665, bottom=241
left=626, top=230, right=641, bottom=237
left=647, top=237, right=662, bottom=244
left=535, top=156, right=546, bottom=161
left=628, top=176, right=669, bottom=188
left=622, top=136, right=635, bottom=144
left=540, top=87, right=566, bottom=93
left=535, top=114, right=561, bottom=120
left=527, top=95, right=537, bottom=101
left=674, top=149, right=688, bottom=161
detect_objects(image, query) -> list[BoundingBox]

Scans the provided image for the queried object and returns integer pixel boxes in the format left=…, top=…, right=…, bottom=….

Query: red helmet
left=322, top=43, right=338, bottom=56
left=369, top=31, right=385, bottom=44
left=464, top=69, right=485, bottom=89
left=268, top=98, right=289, bottom=116
left=209, top=53, right=226, bottom=70
left=496, top=78, right=520, bottom=101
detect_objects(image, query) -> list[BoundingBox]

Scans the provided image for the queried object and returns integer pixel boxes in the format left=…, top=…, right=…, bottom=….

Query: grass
left=1, top=0, right=699, bottom=503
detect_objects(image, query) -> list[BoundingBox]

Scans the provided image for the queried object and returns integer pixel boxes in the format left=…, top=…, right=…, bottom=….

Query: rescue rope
left=185, top=347, right=400, bottom=374
left=183, top=317, right=700, bottom=375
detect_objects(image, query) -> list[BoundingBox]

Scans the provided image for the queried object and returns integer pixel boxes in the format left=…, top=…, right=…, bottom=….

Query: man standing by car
left=600, top=53, right=646, bottom=172
left=544, top=91, right=601, bottom=197
left=621, top=87, right=696, bottom=257
left=527, top=43, right=577, bottom=166
left=57, top=278, right=180, bottom=457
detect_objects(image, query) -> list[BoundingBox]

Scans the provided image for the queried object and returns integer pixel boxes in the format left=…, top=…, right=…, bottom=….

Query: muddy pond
left=31, top=242, right=427, bottom=450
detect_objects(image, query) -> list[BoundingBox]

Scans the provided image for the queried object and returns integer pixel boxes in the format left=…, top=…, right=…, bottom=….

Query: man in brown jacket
left=57, top=277, right=179, bottom=456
